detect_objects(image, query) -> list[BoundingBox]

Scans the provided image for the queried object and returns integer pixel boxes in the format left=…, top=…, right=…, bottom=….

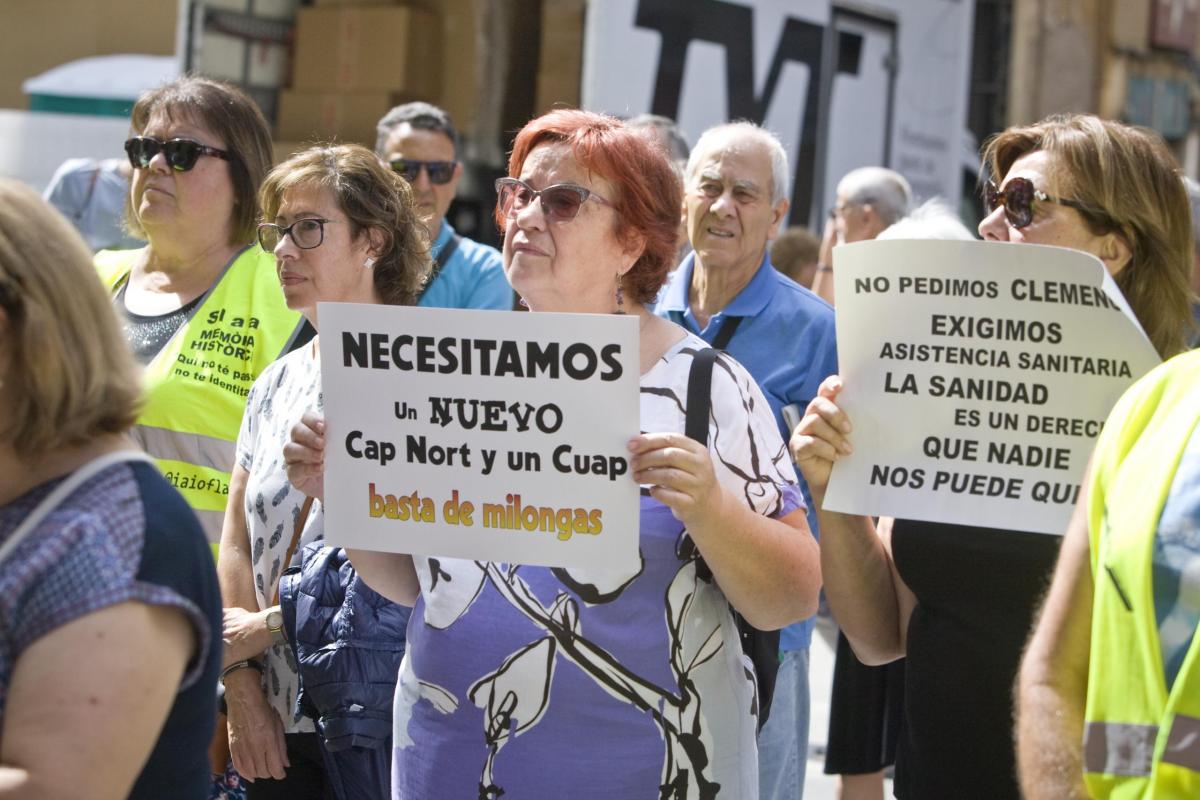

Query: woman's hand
left=224, top=669, right=289, bottom=782
left=222, top=607, right=271, bottom=665
left=628, top=432, right=726, bottom=528
left=283, top=411, right=325, bottom=501
left=812, top=215, right=838, bottom=305
left=789, top=374, right=853, bottom=500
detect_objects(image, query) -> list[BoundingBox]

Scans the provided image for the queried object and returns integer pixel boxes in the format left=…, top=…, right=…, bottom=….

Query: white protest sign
left=821, top=239, right=1160, bottom=535
left=319, top=303, right=641, bottom=568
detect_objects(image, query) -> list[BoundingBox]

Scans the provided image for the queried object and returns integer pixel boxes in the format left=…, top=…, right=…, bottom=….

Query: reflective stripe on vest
left=95, top=246, right=304, bottom=542
left=134, top=424, right=237, bottom=474
left=1085, top=716, right=1200, bottom=777
left=1163, top=714, right=1200, bottom=772
left=1084, top=351, right=1200, bottom=798
left=1085, top=722, right=1157, bottom=776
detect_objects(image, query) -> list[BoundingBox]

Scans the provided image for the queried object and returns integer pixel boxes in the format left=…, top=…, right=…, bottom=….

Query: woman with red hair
left=286, top=109, right=820, bottom=798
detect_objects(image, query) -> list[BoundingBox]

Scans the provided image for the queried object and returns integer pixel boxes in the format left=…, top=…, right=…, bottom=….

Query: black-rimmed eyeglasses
left=257, top=218, right=341, bottom=252
left=124, top=136, right=231, bottom=172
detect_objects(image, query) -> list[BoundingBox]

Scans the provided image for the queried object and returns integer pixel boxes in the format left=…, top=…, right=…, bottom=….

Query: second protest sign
left=821, top=239, right=1160, bottom=535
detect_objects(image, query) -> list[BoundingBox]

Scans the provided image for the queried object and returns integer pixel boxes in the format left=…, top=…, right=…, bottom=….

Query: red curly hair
left=499, top=109, right=682, bottom=305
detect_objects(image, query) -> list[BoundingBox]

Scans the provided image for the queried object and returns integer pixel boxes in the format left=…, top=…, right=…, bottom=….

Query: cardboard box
left=0, top=0, right=176, bottom=110
left=276, top=89, right=405, bottom=145
left=292, top=6, right=440, bottom=96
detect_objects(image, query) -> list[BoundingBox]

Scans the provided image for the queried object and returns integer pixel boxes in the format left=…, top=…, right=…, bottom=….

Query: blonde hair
left=0, top=179, right=141, bottom=459
left=982, top=114, right=1194, bottom=358
left=259, top=144, right=431, bottom=306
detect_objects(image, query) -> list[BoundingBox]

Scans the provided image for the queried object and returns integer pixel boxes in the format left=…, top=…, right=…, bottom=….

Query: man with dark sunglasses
left=375, top=102, right=511, bottom=311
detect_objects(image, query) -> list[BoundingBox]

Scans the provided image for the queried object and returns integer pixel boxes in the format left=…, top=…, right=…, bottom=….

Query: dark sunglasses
left=495, top=177, right=613, bottom=223
left=257, top=218, right=341, bottom=252
left=390, top=158, right=457, bottom=185
left=125, top=136, right=230, bottom=172
left=984, top=176, right=1092, bottom=229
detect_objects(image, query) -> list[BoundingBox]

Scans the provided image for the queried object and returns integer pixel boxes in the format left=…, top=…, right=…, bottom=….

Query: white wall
left=0, top=109, right=130, bottom=193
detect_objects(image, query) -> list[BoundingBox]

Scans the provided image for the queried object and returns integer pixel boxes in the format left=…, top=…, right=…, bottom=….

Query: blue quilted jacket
left=279, top=542, right=411, bottom=752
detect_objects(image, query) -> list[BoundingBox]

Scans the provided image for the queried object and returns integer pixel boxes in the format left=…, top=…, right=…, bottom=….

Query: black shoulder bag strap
left=684, top=345, right=780, bottom=730
left=416, top=232, right=462, bottom=303
left=710, top=315, right=742, bottom=350
left=669, top=310, right=742, bottom=351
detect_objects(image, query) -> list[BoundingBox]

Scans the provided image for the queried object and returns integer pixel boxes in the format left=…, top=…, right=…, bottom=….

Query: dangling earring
left=363, top=257, right=376, bottom=270
left=518, top=297, right=529, bottom=308
left=614, top=273, right=626, bottom=314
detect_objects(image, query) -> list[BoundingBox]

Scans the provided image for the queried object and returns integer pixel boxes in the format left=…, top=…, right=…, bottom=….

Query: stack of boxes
left=276, top=0, right=441, bottom=148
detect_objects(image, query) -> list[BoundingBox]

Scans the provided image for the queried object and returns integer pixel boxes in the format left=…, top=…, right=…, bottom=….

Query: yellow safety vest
left=1085, top=349, right=1200, bottom=799
left=96, top=246, right=305, bottom=542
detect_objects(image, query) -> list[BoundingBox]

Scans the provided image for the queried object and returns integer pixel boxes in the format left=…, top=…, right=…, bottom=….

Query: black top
left=114, top=280, right=203, bottom=364
left=113, top=280, right=316, bottom=364
left=889, top=520, right=1063, bottom=799
left=128, top=463, right=223, bottom=799
left=0, top=462, right=222, bottom=800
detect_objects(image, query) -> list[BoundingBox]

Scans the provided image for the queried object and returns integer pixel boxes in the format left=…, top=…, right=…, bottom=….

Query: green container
left=28, top=94, right=133, bottom=117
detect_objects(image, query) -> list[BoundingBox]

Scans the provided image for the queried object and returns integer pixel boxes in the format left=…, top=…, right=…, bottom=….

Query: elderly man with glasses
left=375, top=102, right=512, bottom=310
left=813, top=166, right=912, bottom=306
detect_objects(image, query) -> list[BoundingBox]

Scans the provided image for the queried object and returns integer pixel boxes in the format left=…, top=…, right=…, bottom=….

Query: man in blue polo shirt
left=376, top=102, right=512, bottom=309
left=656, top=121, right=837, bottom=800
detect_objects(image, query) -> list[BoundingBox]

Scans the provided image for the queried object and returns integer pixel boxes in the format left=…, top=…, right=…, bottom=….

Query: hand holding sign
left=283, top=411, right=326, bottom=501
left=789, top=375, right=854, bottom=501
left=629, top=431, right=721, bottom=527
left=821, top=239, right=1160, bottom=535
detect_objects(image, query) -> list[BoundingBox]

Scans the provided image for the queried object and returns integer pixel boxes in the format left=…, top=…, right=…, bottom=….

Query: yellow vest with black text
left=96, top=246, right=304, bottom=541
left=1084, top=349, right=1200, bottom=799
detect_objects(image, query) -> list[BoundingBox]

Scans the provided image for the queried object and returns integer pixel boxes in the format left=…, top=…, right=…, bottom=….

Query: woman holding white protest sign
left=217, top=144, right=429, bottom=799
left=791, top=114, right=1194, bottom=799
left=285, top=109, right=821, bottom=799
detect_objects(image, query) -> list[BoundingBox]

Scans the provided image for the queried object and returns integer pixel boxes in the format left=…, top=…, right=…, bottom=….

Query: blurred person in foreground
left=286, top=109, right=821, bottom=798
left=1017, top=348, right=1200, bottom=798
left=95, top=76, right=308, bottom=544
left=793, top=114, right=1194, bottom=799
left=217, top=144, right=428, bottom=799
left=375, top=101, right=511, bottom=310
left=0, top=178, right=221, bottom=799
left=1182, top=177, right=1200, bottom=347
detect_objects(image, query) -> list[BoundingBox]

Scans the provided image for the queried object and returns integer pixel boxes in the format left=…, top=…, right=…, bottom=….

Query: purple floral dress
left=392, top=335, right=803, bottom=799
